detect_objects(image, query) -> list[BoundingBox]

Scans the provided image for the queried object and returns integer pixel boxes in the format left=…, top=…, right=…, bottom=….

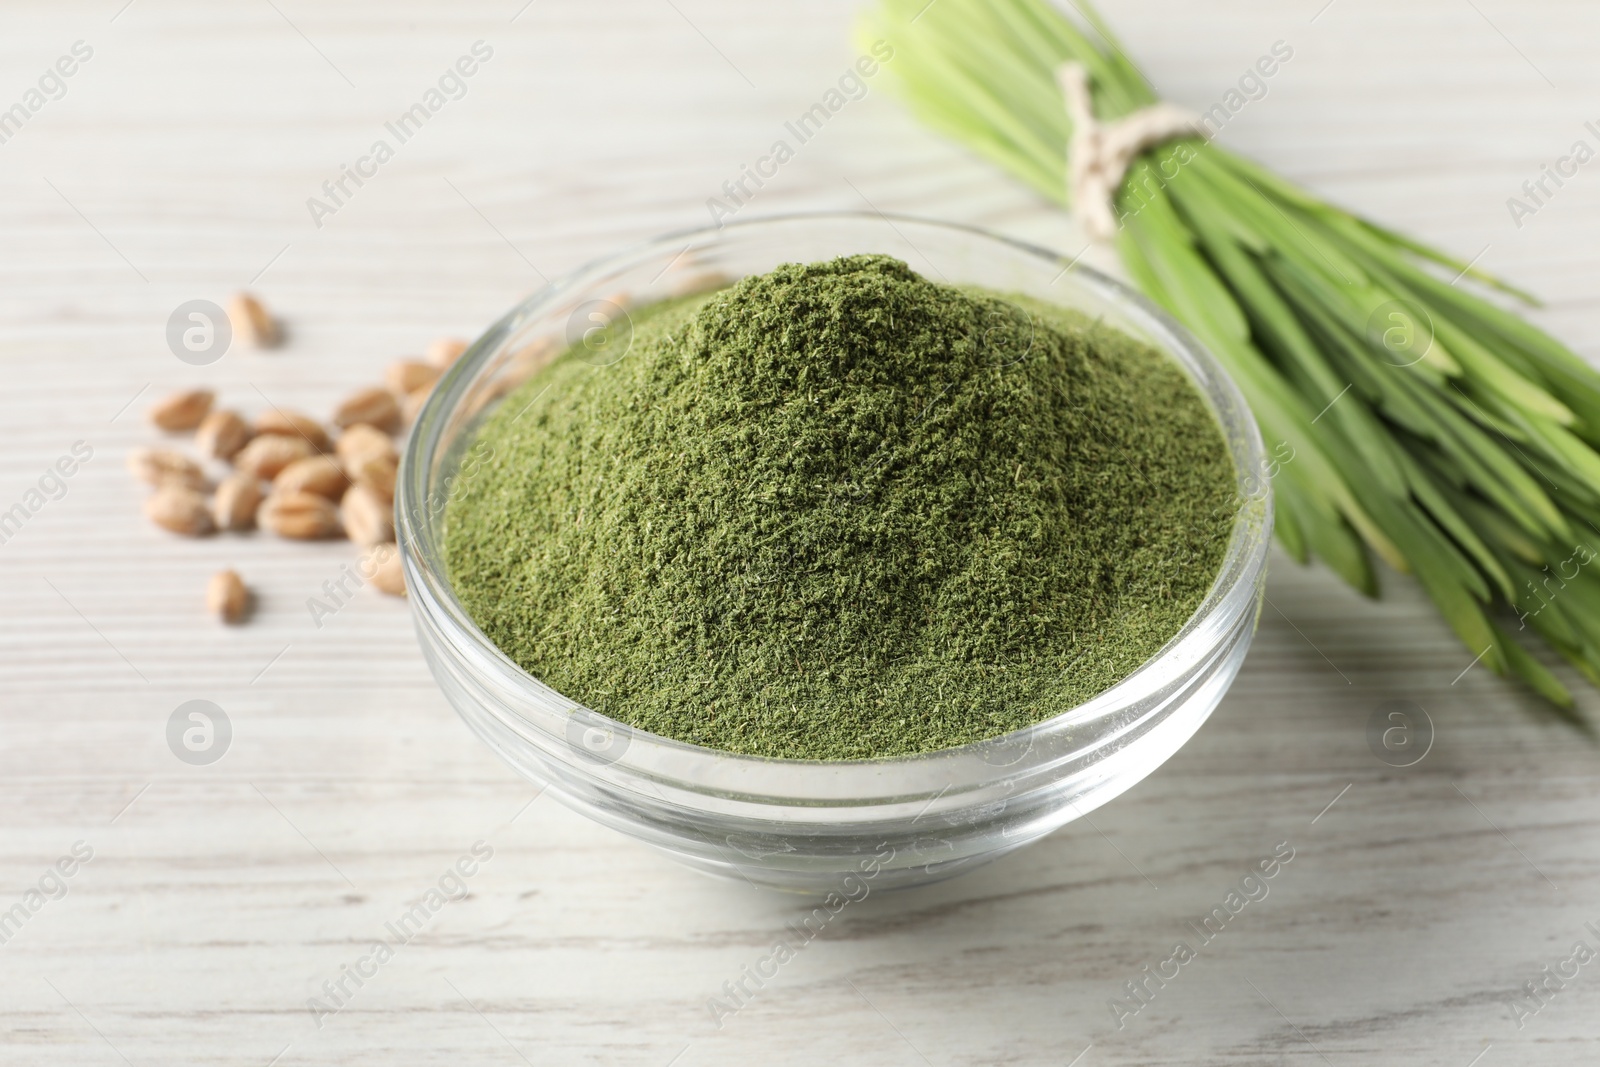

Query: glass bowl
left=398, top=213, right=1272, bottom=894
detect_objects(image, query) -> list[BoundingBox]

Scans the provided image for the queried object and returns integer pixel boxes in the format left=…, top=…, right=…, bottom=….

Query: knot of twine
left=1057, top=62, right=1204, bottom=241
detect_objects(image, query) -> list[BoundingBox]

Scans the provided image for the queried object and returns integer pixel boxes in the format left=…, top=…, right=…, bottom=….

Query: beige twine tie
left=1057, top=62, right=1204, bottom=241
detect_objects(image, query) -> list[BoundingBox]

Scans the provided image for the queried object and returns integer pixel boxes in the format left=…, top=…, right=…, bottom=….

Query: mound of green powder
left=445, top=255, right=1236, bottom=760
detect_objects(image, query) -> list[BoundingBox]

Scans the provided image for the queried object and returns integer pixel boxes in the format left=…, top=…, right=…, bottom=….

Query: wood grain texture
left=2, top=0, right=1599, bottom=1063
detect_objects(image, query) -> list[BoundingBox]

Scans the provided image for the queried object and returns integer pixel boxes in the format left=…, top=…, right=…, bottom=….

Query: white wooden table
left=3, top=1, right=1599, bottom=1063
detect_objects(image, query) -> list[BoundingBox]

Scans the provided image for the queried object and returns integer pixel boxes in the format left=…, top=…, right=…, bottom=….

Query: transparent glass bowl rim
left=398, top=211, right=1270, bottom=794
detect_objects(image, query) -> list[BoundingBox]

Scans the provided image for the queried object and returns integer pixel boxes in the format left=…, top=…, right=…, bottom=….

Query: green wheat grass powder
left=444, top=255, right=1237, bottom=760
